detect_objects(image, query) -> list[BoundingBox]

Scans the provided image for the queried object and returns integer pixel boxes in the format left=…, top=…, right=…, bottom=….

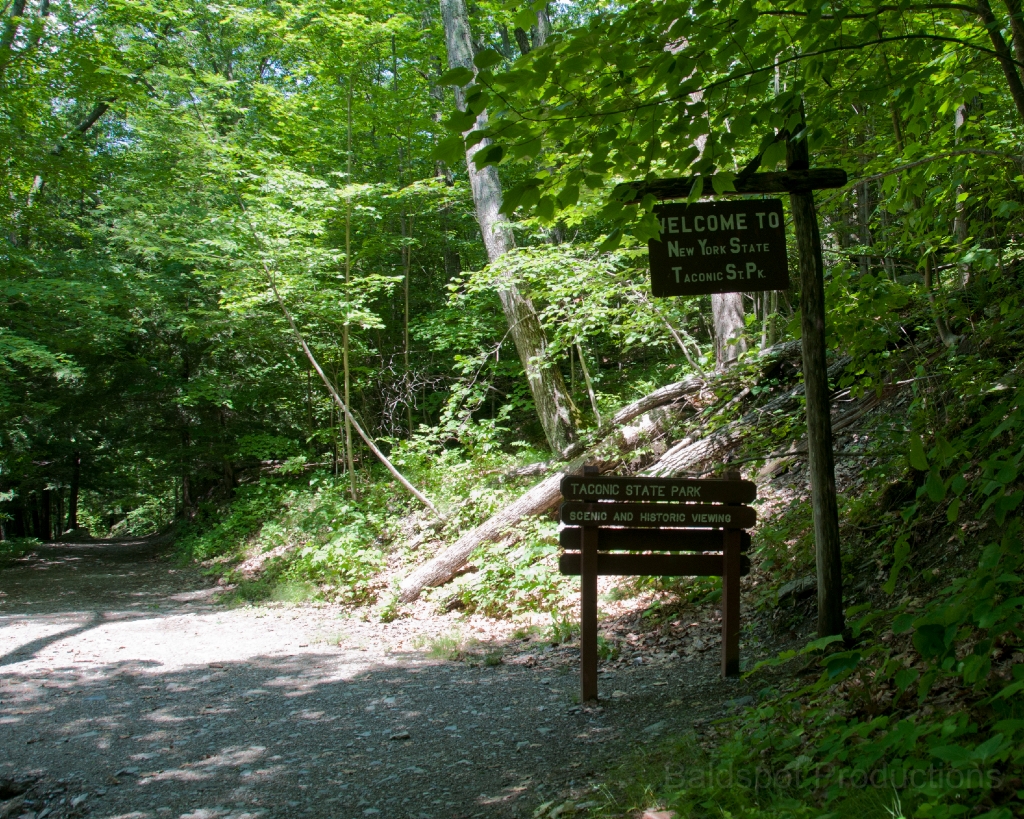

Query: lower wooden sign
left=560, top=501, right=756, bottom=529
left=559, top=527, right=750, bottom=552
left=558, top=552, right=751, bottom=577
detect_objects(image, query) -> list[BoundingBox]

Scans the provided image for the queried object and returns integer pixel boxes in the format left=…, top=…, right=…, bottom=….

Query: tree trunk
left=401, top=212, right=413, bottom=435
left=67, top=450, right=81, bottom=530
left=856, top=180, right=872, bottom=276
left=978, top=0, right=1024, bottom=124
left=440, top=0, right=578, bottom=455
left=40, top=488, right=52, bottom=542
left=711, top=292, right=747, bottom=370
left=55, top=489, right=64, bottom=539
left=924, top=253, right=959, bottom=346
left=534, top=6, right=552, bottom=47
left=343, top=81, right=358, bottom=499
left=575, top=342, right=601, bottom=426
left=0, top=0, right=28, bottom=82
left=1002, top=0, right=1024, bottom=75
left=514, top=26, right=531, bottom=56
left=787, top=123, right=845, bottom=639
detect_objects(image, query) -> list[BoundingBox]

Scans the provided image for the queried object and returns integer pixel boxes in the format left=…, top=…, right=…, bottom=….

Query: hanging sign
left=648, top=199, right=790, bottom=296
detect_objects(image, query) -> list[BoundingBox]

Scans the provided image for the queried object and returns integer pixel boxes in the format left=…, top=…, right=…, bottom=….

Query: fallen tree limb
left=397, top=400, right=688, bottom=602
left=647, top=355, right=851, bottom=477
left=491, top=376, right=708, bottom=481
left=757, top=387, right=886, bottom=478
left=397, top=346, right=805, bottom=602
left=559, top=340, right=801, bottom=461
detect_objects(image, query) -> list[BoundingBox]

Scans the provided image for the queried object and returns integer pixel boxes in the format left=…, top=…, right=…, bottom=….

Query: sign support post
left=580, top=523, right=599, bottom=703
left=721, top=528, right=742, bottom=676
left=787, top=126, right=844, bottom=638
left=579, top=463, right=600, bottom=703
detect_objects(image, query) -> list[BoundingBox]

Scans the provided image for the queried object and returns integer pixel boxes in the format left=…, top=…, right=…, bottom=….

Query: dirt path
left=0, top=539, right=751, bottom=819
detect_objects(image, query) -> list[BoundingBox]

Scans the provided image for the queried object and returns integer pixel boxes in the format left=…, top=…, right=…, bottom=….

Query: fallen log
left=493, top=375, right=708, bottom=482
left=647, top=355, right=851, bottom=477
left=397, top=344, right=805, bottom=603
left=397, top=400, right=691, bottom=602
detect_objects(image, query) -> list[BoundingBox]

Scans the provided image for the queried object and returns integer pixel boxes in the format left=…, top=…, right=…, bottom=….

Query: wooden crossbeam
left=618, top=168, right=847, bottom=203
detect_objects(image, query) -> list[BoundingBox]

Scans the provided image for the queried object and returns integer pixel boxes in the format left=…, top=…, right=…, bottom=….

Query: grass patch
left=0, top=537, right=35, bottom=568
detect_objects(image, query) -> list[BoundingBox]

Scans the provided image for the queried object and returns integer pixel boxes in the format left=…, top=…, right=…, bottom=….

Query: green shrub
left=0, top=537, right=36, bottom=567
left=178, top=474, right=385, bottom=604
left=451, top=516, right=573, bottom=616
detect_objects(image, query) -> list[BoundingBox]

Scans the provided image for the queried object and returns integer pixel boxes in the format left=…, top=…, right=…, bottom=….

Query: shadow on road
left=0, top=537, right=739, bottom=819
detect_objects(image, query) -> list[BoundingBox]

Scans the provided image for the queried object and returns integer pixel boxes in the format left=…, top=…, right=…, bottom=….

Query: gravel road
left=0, top=538, right=750, bottom=819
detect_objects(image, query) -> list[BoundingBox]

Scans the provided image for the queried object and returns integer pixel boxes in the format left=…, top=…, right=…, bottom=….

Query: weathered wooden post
left=579, top=464, right=600, bottom=702
left=722, top=528, right=742, bottom=676
left=721, top=470, right=742, bottom=676
left=787, top=124, right=844, bottom=638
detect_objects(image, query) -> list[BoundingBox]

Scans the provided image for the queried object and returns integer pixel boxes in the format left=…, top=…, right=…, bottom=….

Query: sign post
left=560, top=470, right=757, bottom=702
left=787, top=128, right=844, bottom=637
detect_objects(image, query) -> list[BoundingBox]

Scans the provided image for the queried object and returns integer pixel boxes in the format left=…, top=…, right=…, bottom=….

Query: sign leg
left=787, top=122, right=844, bottom=638
left=722, top=529, right=741, bottom=678
left=580, top=525, right=599, bottom=702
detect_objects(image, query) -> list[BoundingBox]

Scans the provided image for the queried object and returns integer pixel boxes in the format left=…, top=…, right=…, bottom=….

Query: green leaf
left=925, top=469, right=946, bottom=502
left=802, top=634, right=844, bottom=654
left=930, top=744, right=973, bottom=765
left=687, top=175, right=704, bottom=202
left=973, top=733, right=1006, bottom=761
left=473, top=49, right=503, bottom=70
left=909, top=435, right=929, bottom=470
left=557, top=184, right=579, bottom=208
left=438, top=66, right=475, bottom=87
left=432, top=134, right=466, bottom=164
left=515, top=8, right=535, bottom=30
left=892, top=613, right=916, bottom=634
left=761, top=139, right=787, bottom=169
left=473, top=144, right=504, bottom=168
left=599, top=229, right=622, bottom=252
left=947, top=498, right=961, bottom=523
left=884, top=535, right=912, bottom=594
left=825, top=651, right=862, bottom=678
left=913, top=624, right=949, bottom=659
left=995, top=490, right=1023, bottom=524
left=962, top=653, right=991, bottom=685
left=992, top=679, right=1024, bottom=700
left=711, top=171, right=736, bottom=194
left=895, top=667, right=919, bottom=694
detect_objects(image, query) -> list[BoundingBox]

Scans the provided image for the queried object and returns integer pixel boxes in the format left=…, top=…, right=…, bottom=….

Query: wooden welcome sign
left=648, top=199, right=790, bottom=296
left=559, top=468, right=757, bottom=702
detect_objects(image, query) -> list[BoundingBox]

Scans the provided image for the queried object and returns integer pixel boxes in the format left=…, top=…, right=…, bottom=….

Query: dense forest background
left=4, top=1, right=1024, bottom=816
left=4, top=0, right=1022, bottom=540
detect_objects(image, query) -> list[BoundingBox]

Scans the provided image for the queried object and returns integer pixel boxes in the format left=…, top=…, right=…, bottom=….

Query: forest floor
left=0, top=536, right=760, bottom=819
